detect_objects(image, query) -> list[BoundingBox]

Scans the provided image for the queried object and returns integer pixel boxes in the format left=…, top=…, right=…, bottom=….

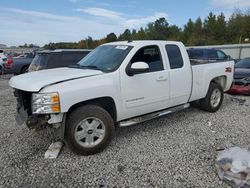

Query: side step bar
left=119, top=103, right=190, bottom=127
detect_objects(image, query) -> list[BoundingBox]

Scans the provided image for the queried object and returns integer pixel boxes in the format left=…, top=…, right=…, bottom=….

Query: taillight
left=225, top=67, right=232, bottom=73
left=4, top=58, right=13, bottom=68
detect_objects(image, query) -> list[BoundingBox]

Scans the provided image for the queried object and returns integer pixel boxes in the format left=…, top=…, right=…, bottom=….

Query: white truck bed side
left=189, top=61, right=234, bottom=102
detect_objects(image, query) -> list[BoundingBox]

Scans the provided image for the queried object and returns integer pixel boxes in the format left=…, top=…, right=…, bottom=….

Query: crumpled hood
left=9, top=67, right=103, bottom=92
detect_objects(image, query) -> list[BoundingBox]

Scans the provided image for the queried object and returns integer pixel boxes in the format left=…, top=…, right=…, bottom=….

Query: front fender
left=40, top=72, right=122, bottom=119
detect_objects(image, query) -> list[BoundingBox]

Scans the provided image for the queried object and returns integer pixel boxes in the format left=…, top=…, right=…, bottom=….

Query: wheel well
left=67, top=97, right=117, bottom=122
left=211, top=76, right=227, bottom=91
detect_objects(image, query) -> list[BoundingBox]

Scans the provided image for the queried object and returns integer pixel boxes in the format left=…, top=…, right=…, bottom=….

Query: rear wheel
left=65, top=105, right=115, bottom=155
left=200, top=82, right=224, bottom=112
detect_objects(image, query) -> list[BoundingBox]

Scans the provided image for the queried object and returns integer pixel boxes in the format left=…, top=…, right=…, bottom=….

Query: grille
left=14, top=89, right=32, bottom=115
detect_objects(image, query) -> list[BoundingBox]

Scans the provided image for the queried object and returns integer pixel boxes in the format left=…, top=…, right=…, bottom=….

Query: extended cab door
left=165, top=44, right=192, bottom=106
left=120, top=45, right=170, bottom=119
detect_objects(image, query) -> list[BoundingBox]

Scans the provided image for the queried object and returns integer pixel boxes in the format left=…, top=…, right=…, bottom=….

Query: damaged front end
left=14, top=89, right=65, bottom=132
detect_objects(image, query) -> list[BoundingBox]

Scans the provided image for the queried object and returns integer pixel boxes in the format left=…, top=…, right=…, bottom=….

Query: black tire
left=21, top=66, right=29, bottom=74
left=65, top=105, right=115, bottom=155
left=0, top=65, right=3, bottom=75
left=200, top=82, right=224, bottom=112
left=190, top=100, right=201, bottom=108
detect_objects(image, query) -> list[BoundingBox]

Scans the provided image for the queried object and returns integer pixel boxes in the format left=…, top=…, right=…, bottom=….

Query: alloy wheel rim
left=74, top=117, right=105, bottom=148
left=210, top=89, right=221, bottom=108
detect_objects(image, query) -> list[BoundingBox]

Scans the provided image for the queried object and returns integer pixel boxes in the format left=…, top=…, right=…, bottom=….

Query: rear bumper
left=3, top=67, right=14, bottom=74
left=227, top=84, right=250, bottom=95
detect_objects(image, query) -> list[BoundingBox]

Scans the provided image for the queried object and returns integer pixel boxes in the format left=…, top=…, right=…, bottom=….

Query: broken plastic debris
left=230, top=96, right=247, bottom=106
left=231, top=160, right=248, bottom=173
left=45, top=142, right=63, bottom=159
left=216, top=147, right=250, bottom=187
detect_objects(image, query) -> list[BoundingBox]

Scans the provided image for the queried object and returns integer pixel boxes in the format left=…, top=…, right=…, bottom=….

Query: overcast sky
left=0, top=0, right=249, bottom=46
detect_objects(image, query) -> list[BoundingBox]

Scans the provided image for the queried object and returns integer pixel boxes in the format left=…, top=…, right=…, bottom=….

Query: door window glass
left=130, top=45, right=163, bottom=72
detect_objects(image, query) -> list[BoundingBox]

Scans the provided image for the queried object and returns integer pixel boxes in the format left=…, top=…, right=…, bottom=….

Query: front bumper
left=14, top=89, right=44, bottom=128
left=16, top=106, right=28, bottom=125
left=14, top=89, right=31, bottom=125
left=16, top=108, right=48, bottom=128
left=14, top=89, right=63, bottom=129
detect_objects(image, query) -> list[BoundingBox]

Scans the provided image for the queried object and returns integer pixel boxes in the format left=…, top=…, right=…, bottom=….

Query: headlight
left=32, top=92, right=60, bottom=114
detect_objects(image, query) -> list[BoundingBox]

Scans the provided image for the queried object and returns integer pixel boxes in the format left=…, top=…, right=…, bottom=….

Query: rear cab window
left=165, top=45, right=184, bottom=69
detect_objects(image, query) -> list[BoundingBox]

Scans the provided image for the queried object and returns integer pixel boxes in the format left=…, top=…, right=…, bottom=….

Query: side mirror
left=127, top=62, right=149, bottom=76
left=227, top=55, right=231, bottom=60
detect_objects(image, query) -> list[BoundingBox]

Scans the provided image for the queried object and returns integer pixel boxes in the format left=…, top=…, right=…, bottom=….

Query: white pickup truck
left=9, top=41, right=234, bottom=155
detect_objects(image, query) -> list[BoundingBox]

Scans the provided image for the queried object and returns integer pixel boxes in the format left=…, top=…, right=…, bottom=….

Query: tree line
left=43, top=10, right=250, bottom=50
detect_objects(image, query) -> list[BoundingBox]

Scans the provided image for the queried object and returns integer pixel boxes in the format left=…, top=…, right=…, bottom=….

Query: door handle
left=157, top=76, right=168, bottom=81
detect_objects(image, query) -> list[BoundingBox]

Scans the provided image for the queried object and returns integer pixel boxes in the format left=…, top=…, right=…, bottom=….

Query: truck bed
left=190, top=59, right=232, bottom=65
left=189, top=60, right=234, bottom=102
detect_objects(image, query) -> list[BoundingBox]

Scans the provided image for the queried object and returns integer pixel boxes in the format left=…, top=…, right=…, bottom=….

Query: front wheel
left=200, top=82, right=224, bottom=112
left=65, top=105, right=115, bottom=155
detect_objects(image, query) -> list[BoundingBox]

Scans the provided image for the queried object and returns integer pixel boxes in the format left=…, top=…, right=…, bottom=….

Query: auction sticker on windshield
left=115, top=45, right=129, bottom=50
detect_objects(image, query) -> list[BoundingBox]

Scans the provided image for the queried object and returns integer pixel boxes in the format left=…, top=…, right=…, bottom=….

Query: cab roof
left=103, top=40, right=183, bottom=47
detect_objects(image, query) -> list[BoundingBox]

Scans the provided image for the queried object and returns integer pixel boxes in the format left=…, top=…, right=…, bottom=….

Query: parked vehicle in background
left=187, top=48, right=231, bottom=63
left=9, top=41, right=234, bottom=155
left=3, top=52, right=35, bottom=74
left=0, top=50, right=7, bottom=74
left=28, top=49, right=91, bottom=72
left=3, top=57, right=14, bottom=70
left=227, top=57, right=250, bottom=95
left=15, top=52, right=34, bottom=59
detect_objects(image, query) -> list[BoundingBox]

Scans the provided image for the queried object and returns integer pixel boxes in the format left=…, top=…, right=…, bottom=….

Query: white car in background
left=0, top=50, right=7, bottom=74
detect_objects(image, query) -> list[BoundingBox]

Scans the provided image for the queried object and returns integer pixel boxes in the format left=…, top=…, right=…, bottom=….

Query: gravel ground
left=0, top=74, right=250, bottom=188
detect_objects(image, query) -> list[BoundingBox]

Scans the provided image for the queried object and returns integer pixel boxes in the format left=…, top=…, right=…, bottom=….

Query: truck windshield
left=78, top=45, right=133, bottom=72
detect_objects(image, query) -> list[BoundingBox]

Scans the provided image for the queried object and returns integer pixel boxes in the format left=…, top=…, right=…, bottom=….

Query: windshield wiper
left=68, top=64, right=80, bottom=68
left=79, top=65, right=101, bottom=70
left=68, top=64, right=103, bottom=71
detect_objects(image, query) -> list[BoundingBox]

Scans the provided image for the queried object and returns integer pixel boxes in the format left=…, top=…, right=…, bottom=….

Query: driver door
left=120, top=45, right=170, bottom=119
